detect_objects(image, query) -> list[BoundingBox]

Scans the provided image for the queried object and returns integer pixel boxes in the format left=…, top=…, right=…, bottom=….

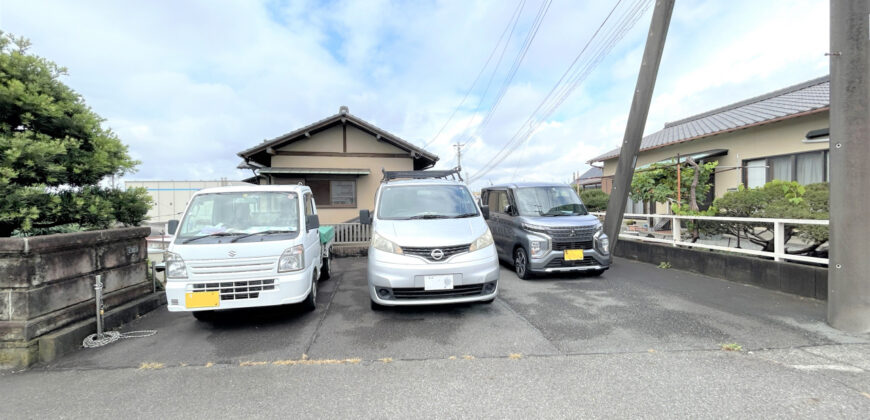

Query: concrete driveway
left=3, top=257, right=869, bottom=418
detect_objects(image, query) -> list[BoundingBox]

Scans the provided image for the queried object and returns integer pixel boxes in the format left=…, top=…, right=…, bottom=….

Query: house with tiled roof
left=238, top=106, right=439, bottom=223
left=589, top=76, right=830, bottom=212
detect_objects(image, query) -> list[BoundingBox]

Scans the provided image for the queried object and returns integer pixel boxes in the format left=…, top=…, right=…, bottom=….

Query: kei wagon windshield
left=176, top=192, right=300, bottom=243
left=377, top=184, right=479, bottom=220
left=515, top=186, right=589, bottom=217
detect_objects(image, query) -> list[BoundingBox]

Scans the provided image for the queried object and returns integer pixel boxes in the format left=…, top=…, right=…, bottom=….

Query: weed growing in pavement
left=138, top=362, right=164, bottom=370
left=658, top=261, right=672, bottom=269
left=721, top=343, right=743, bottom=352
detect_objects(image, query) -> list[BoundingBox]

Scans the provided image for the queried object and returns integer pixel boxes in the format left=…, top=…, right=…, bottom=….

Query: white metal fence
left=590, top=212, right=829, bottom=266
left=327, top=223, right=371, bottom=245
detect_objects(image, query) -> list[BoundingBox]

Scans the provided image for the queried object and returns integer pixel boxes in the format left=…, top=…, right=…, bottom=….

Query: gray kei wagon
left=481, top=183, right=611, bottom=279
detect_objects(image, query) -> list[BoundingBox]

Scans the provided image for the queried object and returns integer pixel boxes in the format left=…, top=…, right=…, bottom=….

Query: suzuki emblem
left=228, top=250, right=237, bottom=258
left=430, top=249, right=445, bottom=260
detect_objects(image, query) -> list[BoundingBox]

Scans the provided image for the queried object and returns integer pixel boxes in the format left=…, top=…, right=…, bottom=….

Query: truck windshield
left=515, top=186, right=588, bottom=217
left=176, top=192, right=300, bottom=243
left=377, top=185, right=479, bottom=220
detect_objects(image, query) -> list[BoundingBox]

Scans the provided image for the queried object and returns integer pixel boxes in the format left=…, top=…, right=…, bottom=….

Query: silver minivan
left=360, top=171, right=499, bottom=310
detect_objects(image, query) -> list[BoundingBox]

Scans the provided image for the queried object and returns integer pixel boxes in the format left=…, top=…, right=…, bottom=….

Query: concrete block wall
left=0, top=227, right=151, bottom=368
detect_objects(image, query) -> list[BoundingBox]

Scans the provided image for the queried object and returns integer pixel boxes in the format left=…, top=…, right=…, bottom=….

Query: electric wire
left=423, top=0, right=526, bottom=149
left=469, top=0, right=652, bottom=183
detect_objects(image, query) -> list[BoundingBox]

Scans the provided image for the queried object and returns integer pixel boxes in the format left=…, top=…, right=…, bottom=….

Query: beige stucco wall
left=269, top=128, right=414, bottom=224
left=600, top=112, right=829, bottom=207
left=276, top=126, right=343, bottom=153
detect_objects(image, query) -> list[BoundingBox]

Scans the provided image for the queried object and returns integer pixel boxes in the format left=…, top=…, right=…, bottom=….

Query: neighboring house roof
left=588, top=76, right=830, bottom=163
left=238, top=106, right=439, bottom=169
left=578, top=166, right=603, bottom=180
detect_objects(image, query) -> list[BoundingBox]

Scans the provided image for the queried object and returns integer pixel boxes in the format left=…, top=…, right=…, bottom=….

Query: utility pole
left=453, top=142, right=466, bottom=170
left=603, top=0, right=675, bottom=252
left=828, top=0, right=870, bottom=333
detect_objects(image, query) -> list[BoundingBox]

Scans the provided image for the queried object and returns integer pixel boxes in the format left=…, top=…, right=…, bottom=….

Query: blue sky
left=1, top=0, right=828, bottom=190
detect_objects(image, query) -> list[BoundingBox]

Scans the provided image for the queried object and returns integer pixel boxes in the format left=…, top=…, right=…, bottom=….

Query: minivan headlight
left=372, top=231, right=403, bottom=255
left=165, top=251, right=187, bottom=279
left=468, top=228, right=494, bottom=252
left=278, top=245, right=305, bottom=272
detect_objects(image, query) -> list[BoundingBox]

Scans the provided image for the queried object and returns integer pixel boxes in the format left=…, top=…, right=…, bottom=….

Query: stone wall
left=0, top=227, right=152, bottom=368
left=614, top=239, right=828, bottom=300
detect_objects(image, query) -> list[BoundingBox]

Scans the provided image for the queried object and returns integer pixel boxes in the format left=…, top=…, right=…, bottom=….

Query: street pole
left=828, top=0, right=870, bottom=333
left=454, top=142, right=466, bottom=171
left=603, top=0, right=675, bottom=252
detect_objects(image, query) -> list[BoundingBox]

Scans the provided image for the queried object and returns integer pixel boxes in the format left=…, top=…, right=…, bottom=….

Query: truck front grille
left=192, top=279, right=276, bottom=300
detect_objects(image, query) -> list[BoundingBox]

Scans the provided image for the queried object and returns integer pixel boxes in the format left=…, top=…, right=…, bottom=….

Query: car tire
left=514, top=247, right=532, bottom=280
left=370, top=299, right=385, bottom=311
left=302, top=273, right=317, bottom=312
left=320, top=252, right=331, bottom=281
left=192, top=310, right=214, bottom=321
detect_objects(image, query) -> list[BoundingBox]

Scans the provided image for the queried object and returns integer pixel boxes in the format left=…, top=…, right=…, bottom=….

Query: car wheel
left=370, top=299, right=385, bottom=311
left=514, top=247, right=532, bottom=280
left=302, top=273, right=317, bottom=312
left=192, top=310, right=214, bottom=321
left=320, top=252, right=331, bottom=281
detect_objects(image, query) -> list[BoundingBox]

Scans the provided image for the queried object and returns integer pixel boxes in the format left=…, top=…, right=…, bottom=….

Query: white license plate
left=424, top=275, right=454, bottom=291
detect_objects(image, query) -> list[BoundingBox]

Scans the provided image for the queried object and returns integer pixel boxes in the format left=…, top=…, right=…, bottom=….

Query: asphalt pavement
left=2, top=256, right=869, bottom=418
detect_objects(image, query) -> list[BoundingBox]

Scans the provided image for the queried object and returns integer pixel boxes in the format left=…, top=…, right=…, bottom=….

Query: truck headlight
left=371, top=231, right=403, bottom=255
left=278, top=245, right=305, bottom=272
left=165, top=252, right=187, bottom=279
left=528, top=234, right=549, bottom=258
left=468, top=228, right=494, bottom=252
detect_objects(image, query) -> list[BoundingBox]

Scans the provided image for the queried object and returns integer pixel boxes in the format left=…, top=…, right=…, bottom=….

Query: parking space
left=44, top=256, right=864, bottom=370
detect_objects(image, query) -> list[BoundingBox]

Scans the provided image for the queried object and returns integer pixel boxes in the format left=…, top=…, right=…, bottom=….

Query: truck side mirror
left=167, top=219, right=179, bottom=235
left=480, top=205, right=490, bottom=220
left=359, top=210, right=372, bottom=225
left=306, top=214, right=320, bottom=231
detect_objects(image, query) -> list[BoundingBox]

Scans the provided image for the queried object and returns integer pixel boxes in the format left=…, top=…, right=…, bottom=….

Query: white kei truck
left=162, top=185, right=334, bottom=320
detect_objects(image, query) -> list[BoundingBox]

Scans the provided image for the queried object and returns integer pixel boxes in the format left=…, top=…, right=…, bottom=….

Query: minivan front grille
left=551, top=240, right=594, bottom=251
left=543, top=225, right=597, bottom=242
left=391, top=284, right=485, bottom=300
left=192, top=279, right=276, bottom=300
left=402, top=244, right=470, bottom=262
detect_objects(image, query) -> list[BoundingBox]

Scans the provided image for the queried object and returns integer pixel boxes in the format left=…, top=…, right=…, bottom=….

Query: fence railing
left=327, top=223, right=371, bottom=245
left=590, top=212, right=829, bottom=266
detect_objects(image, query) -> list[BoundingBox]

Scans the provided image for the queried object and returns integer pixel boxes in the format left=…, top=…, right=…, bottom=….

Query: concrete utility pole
left=603, top=0, right=675, bottom=252
left=828, top=0, right=870, bottom=333
left=454, top=142, right=466, bottom=170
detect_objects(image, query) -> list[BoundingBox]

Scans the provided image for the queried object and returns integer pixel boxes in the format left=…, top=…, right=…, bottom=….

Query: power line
left=469, top=0, right=652, bottom=183
left=423, top=0, right=526, bottom=150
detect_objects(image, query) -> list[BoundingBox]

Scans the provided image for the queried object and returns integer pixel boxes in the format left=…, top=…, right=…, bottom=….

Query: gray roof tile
left=590, top=76, right=830, bottom=163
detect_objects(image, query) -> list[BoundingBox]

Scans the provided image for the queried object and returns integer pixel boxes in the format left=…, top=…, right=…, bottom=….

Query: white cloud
left=0, top=0, right=829, bottom=191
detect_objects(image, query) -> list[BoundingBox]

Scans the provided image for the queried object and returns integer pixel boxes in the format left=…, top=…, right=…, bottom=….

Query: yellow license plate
left=185, top=291, right=220, bottom=309
left=564, top=249, right=584, bottom=261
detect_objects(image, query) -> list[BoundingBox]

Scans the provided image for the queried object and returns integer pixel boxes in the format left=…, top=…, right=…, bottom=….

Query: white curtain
left=797, top=153, right=824, bottom=184
left=745, top=159, right=766, bottom=188
left=771, top=156, right=793, bottom=182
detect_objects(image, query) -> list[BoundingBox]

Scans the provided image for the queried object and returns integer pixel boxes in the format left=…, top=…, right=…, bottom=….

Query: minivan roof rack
left=382, top=167, right=463, bottom=182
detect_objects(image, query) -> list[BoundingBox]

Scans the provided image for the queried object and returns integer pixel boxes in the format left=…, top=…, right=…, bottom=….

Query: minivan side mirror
left=306, top=214, right=320, bottom=231
left=359, top=210, right=372, bottom=225
left=167, top=219, right=179, bottom=235
left=480, top=205, right=490, bottom=220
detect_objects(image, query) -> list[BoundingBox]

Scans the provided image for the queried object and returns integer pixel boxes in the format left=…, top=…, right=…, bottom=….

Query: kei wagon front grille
left=545, top=257, right=599, bottom=268
left=551, top=240, right=594, bottom=251
left=192, top=279, right=276, bottom=300
left=391, top=284, right=485, bottom=300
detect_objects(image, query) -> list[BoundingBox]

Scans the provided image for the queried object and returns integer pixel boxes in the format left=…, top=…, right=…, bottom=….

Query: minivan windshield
left=515, top=186, right=588, bottom=217
left=176, top=192, right=300, bottom=243
left=377, top=184, right=479, bottom=220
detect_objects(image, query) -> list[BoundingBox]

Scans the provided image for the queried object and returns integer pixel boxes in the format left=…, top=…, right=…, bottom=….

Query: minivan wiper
left=182, top=232, right=244, bottom=244
left=407, top=214, right=451, bottom=219
left=451, top=213, right=478, bottom=218
left=230, top=229, right=296, bottom=243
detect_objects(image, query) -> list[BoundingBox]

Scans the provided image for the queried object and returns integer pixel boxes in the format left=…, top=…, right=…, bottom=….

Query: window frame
left=742, top=149, right=829, bottom=187
left=305, top=178, right=358, bottom=209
